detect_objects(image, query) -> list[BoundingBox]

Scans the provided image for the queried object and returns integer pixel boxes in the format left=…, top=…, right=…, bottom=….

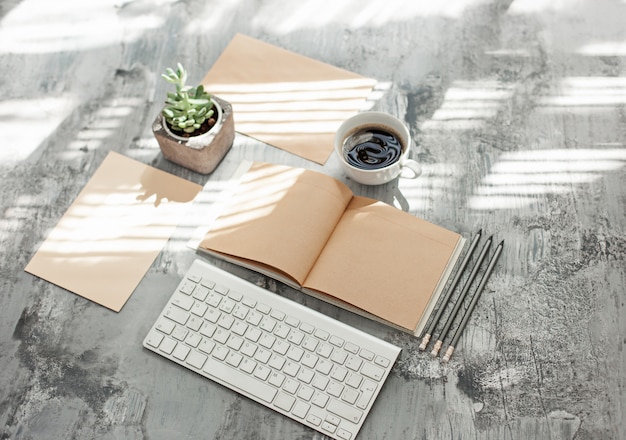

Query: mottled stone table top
left=1, top=1, right=625, bottom=439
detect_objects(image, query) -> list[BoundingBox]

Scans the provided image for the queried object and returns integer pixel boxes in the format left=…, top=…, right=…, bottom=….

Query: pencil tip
left=498, top=240, right=505, bottom=246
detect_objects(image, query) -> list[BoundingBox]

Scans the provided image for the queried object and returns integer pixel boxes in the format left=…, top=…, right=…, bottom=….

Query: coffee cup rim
left=335, top=112, right=411, bottom=173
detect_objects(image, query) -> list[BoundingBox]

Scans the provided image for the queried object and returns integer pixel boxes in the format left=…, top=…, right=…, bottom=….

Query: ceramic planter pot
left=152, top=95, right=235, bottom=174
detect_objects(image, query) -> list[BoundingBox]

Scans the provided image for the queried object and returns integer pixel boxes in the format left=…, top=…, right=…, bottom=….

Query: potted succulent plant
left=152, top=63, right=234, bottom=174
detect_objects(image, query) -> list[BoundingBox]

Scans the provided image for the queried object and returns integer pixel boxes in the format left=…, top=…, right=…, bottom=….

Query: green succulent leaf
left=161, top=63, right=214, bottom=135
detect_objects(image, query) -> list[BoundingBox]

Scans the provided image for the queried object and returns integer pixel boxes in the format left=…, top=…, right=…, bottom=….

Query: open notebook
left=197, top=162, right=465, bottom=336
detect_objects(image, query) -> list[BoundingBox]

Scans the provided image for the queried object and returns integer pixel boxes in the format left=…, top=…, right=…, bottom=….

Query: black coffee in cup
left=343, top=127, right=403, bottom=170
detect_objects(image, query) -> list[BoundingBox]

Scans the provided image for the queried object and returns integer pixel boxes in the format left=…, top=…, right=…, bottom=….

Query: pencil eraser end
left=430, top=340, right=442, bottom=357
left=442, top=346, right=455, bottom=363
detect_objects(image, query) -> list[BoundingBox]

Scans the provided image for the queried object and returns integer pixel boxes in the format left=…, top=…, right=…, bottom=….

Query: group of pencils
left=419, top=230, right=504, bottom=362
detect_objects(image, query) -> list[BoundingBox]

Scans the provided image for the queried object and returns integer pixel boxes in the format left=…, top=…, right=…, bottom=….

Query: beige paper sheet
left=25, top=151, right=202, bottom=311
left=201, top=33, right=377, bottom=164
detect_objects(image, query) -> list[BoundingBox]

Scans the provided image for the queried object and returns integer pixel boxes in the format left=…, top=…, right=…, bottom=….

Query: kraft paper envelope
left=25, top=151, right=202, bottom=311
left=202, top=33, right=377, bottom=164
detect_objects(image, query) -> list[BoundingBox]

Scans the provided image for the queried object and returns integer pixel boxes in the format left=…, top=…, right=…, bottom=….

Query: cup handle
left=400, top=159, right=421, bottom=179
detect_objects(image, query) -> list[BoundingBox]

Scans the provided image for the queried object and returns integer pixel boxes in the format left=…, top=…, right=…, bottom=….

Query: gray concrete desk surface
left=1, top=1, right=625, bottom=439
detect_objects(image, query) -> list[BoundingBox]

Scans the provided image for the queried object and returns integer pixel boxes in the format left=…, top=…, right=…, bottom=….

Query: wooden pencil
left=442, top=240, right=504, bottom=362
left=431, top=235, right=492, bottom=357
left=419, top=229, right=482, bottom=350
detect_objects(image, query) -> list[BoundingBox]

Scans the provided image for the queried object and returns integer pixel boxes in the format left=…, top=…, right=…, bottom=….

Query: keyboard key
left=156, top=319, right=175, bottom=335
left=312, top=392, right=329, bottom=408
left=269, top=354, right=286, bottom=370
left=212, top=346, right=229, bottom=361
left=316, top=343, right=333, bottom=358
left=297, top=385, right=314, bottom=401
left=228, top=290, right=243, bottom=302
left=356, top=380, right=377, bottom=410
left=273, top=340, right=290, bottom=356
left=198, top=339, right=215, bottom=355
left=297, top=368, right=314, bottom=384
left=342, top=387, right=359, bottom=405
left=159, top=337, right=176, bottom=355
left=232, top=304, right=249, bottom=320
left=242, top=297, right=256, bottom=308
left=359, top=349, right=375, bottom=361
left=191, top=302, right=208, bottom=317
left=312, top=375, right=329, bottom=391
left=164, top=305, right=189, bottom=325
left=187, top=316, right=203, bottom=332
left=226, top=352, right=243, bottom=368
left=283, top=360, right=300, bottom=377
left=245, top=327, right=262, bottom=342
left=269, top=371, right=285, bottom=388
left=329, top=335, right=344, bottom=347
left=200, top=279, right=215, bottom=289
left=287, top=346, right=304, bottom=362
left=307, top=414, right=322, bottom=426
left=346, top=373, right=363, bottom=389
left=321, top=420, right=337, bottom=434
left=202, top=357, right=277, bottom=403
left=292, top=401, right=310, bottom=419
left=145, top=331, right=164, bottom=348
left=171, top=326, right=188, bottom=341
left=285, top=316, right=300, bottom=327
left=344, top=342, right=359, bottom=354
left=186, top=273, right=201, bottom=283
left=283, top=378, right=299, bottom=394
left=299, top=322, right=315, bottom=334
left=260, top=317, right=277, bottom=333
left=186, top=350, right=207, bottom=369
left=315, top=329, right=329, bottom=340
left=331, top=350, right=348, bottom=365
left=274, top=393, right=295, bottom=412
left=374, top=355, right=391, bottom=368
left=232, top=321, right=248, bottom=336
left=214, top=284, right=229, bottom=295
left=253, top=365, right=271, bottom=381
left=240, top=358, right=257, bottom=374
left=346, top=355, right=363, bottom=371
left=270, top=309, right=285, bottom=321
left=361, top=362, right=385, bottom=382
left=256, top=303, right=271, bottom=314
left=274, top=323, right=290, bottom=339
left=185, top=332, right=201, bottom=348
left=179, top=280, right=196, bottom=295
left=302, top=337, right=319, bottom=352
left=173, top=344, right=190, bottom=361
left=192, top=285, right=210, bottom=302
left=255, top=348, right=271, bottom=364
left=199, top=322, right=216, bottom=338
left=287, top=330, right=304, bottom=345
left=172, top=294, right=194, bottom=311
left=337, top=428, right=352, bottom=440
left=328, top=399, right=363, bottom=424
left=327, top=381, right=344, bottom=397
left=316, top=359, right=333, bottom=375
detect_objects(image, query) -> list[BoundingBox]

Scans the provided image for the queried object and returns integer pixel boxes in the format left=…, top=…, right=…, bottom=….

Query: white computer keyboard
left=143, top=259, right=401, bottom=440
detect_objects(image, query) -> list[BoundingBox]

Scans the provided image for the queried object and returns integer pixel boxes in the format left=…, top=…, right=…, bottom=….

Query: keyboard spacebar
left=202, top=357, right=277, bottom=403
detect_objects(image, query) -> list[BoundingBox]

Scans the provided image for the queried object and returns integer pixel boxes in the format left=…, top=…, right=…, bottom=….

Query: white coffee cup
left=334, top=112, right=421, bottom=185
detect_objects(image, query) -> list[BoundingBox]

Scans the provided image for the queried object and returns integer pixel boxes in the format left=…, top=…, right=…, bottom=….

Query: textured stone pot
left=152, top=95, right=235, bottom=174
